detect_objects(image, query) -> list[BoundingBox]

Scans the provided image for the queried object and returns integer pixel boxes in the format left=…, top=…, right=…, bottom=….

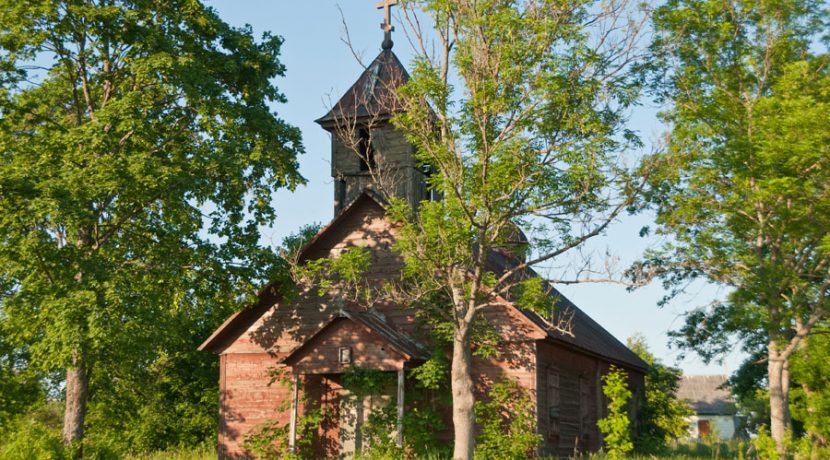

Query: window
left=548, top=369, right=560, bottom=437
left=357, top=128, right=375, bottom=172
left=579, top=376, right=590, bottom=436
left=338, top=346, right=352, bottom=364
left=419, top=163, right=441, bottom=202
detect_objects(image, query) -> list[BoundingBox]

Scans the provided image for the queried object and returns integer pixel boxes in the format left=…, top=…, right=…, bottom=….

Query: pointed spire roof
left=315, top=49, right=409, bottom=129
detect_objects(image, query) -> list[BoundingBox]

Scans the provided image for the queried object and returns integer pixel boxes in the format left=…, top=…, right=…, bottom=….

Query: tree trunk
left=451, top=323, right=475, bottom=460
left=63, top=358, right=89, bottom=456
left=768, top=348, right=790, bottom=458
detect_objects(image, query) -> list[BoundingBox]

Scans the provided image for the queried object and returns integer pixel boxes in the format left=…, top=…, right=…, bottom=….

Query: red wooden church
left=199, top=7, right=647, bottom=458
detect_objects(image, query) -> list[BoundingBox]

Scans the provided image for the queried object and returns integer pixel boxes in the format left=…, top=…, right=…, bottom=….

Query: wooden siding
left=536, top=340, right=646, bottom=457
left=331, top=126, right=426, bottom=215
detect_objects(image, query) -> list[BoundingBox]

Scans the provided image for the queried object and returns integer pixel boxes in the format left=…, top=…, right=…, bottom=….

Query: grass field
left=124, top=441, right=749, bottom=460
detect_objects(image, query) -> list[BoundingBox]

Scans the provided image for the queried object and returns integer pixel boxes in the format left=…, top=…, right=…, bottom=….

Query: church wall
left=472, top=340, right=538, bottom=394
left=218, top=353, right=288, bottom=459
left=217, top=200, right=416, bottom=458
left=536, top=341, right=603, bottom=456
left=536, top=340, right=646, bottom=457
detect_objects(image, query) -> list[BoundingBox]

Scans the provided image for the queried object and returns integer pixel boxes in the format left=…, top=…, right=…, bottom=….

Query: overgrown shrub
left=0, top=404, right=66, bottom=460
left=751, top=426, right=830, bottom=460
left=597, top=366, right=633, bottom=459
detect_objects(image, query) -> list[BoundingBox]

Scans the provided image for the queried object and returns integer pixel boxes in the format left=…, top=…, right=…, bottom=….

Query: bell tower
left=315, top=0, right=432, bottom=216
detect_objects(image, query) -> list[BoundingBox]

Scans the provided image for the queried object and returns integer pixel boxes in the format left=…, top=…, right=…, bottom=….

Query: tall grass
left=123, top=445, right=215, bottom=460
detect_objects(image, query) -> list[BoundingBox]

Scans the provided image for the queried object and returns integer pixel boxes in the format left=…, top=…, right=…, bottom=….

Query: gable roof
left=282, top=309, right=427, bottom=365
left=315, top=49, right=409, bottom=128
left=198, top=191, right=389, bottom=353
left=677, top=375, right=736, bottom=415
left=487, top=251, right=649, bottom=371
left=200, top=189, right=648, bottom=373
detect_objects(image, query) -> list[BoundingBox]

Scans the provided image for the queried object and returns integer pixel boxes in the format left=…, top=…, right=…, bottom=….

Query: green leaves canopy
left=0, top=0, right=302, bottom=449
left=640, top=0, right=830, bottom=360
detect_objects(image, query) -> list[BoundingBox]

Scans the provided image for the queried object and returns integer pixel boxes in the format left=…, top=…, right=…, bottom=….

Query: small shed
left=677, top=375, right=738, bottom=440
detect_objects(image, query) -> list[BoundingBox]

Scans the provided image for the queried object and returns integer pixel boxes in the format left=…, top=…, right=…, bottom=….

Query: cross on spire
left=376, top=0, right=398, bottom=50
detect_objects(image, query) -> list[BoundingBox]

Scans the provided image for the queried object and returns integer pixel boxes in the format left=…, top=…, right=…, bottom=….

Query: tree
left=374, top=1, right=649, bottom=458
left=598, top=366, right=634, bottom=459
left=636, top=0, right=830, bottom=453
left=627, top=334, right=692, bottom=452
left=0, top=0, right=303, bottom=453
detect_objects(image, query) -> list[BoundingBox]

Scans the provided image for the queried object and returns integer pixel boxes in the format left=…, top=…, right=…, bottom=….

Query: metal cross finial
left=376, top=0, right=398, bottom=50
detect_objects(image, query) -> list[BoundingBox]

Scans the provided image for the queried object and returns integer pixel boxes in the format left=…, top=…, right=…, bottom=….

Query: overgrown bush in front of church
left=597, top=366, right=633, bottom=459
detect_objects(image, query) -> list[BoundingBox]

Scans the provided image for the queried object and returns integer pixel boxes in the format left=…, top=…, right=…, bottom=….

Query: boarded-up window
left=548, top=369, right=560, bottom=438
left=579, top=376, right=590, bottom=438
left=560, top=373, right=581, bottom=447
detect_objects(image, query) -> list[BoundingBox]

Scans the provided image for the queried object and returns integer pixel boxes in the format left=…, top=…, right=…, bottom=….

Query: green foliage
left=408, top=351, right=449, bottom=391
left=627, top=335, right=692, bottom=453
left=598, top=367, right=634, bottom=459
left=294, top=246, right=371, bottom=298
left=790, top=330, right=830, bottom=445
left=384, top=2, right=648, bottom=454
left=0, top=320, right=43, bottom=431
left=749, top=426, right=830, bottom=460
left=123, top=445, right=215, bottom=460
left=514, top=277, right=556, bottom=319
left=640, top=0, right=830, bottom=447
left=0, top=0, right=304, bottom=450
left=753, top=428, right=781, bottom=460
left=0, top=404, right=67, bottom=460
left=245, top=362, right=450, bottom=460
left=342, top=366, right=450, bottom=459
left=474, top=379, right=542, bottom=460
left=242, top=405, right=327, bottom=460
left=343, top=367, right=396, bottom=399
left=727, top=350, right=770, bottom=436
left=341, top=366, right=402, bottom=458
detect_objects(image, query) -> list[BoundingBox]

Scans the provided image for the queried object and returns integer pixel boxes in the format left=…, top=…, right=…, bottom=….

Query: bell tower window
left=357, top=128, right=376, bottom=172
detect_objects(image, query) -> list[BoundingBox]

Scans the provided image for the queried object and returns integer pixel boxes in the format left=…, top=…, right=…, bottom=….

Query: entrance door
left=338, top=385, right=394, bottom=458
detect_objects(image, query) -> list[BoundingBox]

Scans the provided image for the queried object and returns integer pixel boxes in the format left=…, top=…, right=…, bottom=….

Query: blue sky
left=204, top=1, right=745, bottom=375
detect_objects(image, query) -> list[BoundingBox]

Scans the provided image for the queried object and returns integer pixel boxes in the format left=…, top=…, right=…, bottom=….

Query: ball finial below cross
left=376, top=0, right=398, bottom=50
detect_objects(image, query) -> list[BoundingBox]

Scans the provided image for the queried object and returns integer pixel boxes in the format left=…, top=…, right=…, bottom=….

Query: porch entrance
left=280, top=310, right=424, bottom=457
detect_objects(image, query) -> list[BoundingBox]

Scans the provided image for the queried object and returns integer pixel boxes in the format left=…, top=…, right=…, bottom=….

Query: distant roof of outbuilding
left=677, top=375, right=737, bottom=415
left=315, top=49, right=409, bottom=128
